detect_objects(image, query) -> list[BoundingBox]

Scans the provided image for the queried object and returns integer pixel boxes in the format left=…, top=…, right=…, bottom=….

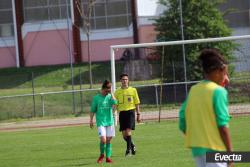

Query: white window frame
left=81, top=0, right=132, bottom=30
left=23, top=0, right=69, bottom=23
left=0, top=4, right=14, bottom=38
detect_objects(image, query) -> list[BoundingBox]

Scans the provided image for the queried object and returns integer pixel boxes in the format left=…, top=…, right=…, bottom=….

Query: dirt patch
left=1, top=104, right=249, bottom=132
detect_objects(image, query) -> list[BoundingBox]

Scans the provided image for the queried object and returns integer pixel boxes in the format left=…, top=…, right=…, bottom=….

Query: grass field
left=0, top=116, right=249, bottom=167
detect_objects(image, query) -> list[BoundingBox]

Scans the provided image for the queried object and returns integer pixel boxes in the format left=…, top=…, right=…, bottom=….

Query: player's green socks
left=100, top=142, right=106, bottom=155
left=106, top=143, right=112, bottom=158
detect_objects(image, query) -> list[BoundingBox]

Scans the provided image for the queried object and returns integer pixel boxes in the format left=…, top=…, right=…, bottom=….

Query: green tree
left=154, top=0, right=235, bottom=81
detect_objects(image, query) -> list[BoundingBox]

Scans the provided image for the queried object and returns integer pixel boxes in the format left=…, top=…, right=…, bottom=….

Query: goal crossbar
left=110, top=35, right=250, bottom=90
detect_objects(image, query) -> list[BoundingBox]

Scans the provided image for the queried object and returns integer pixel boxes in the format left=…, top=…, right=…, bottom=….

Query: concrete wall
left=232, top=27, right=250, bottom=72
left=0, top=47, right=16, bottom=68
left=23, top=30, right=71, bottom=66
left=81, top=37, right=133, bottom=62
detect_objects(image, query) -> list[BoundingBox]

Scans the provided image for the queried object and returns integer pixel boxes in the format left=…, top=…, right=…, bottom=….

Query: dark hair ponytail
left=102, top=80, right=111, bottom=89
left=199, top=48, right=227, bottom=74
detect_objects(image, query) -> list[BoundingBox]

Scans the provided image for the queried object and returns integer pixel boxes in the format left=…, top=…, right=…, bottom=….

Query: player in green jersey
left=179, top=48, right=233, bottom=167
left=90, top=80, right=117, bottom=163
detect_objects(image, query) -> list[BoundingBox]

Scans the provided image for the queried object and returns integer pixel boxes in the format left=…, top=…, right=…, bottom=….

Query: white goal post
left=110, top=35, right=250, bottom=91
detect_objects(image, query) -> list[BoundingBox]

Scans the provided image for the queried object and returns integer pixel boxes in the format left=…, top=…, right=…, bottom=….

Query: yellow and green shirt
left=114, top=87, right=140, bottom=112
left=179, top=80, right=230, bottom=157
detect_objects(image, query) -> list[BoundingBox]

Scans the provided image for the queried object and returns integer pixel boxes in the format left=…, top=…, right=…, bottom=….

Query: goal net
left=110, top=35, right=250, bottom=121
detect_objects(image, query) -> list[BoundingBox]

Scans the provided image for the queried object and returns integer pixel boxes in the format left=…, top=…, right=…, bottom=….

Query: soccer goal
left=110, top=35, right=250, bottom=121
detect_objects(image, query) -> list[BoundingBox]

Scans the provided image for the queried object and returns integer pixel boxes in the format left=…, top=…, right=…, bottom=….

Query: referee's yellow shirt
left=114, top=87, right=140, bottom=112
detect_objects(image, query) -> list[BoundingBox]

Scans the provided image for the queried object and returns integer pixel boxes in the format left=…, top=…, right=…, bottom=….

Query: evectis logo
left=206, top=152, right=250, bottom=163
left=215, top=153, right=241, bottom=162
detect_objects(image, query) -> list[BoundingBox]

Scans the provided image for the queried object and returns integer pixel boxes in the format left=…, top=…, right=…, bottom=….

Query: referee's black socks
left=124, top=136, right=135, bottom=149
left=126, top=136, right=132, bottom=150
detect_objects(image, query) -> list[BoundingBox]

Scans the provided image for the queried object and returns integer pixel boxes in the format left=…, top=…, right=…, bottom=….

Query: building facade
left=0, top=0, right=249, bottom=69
left=0, top=0, right=164, bottom=68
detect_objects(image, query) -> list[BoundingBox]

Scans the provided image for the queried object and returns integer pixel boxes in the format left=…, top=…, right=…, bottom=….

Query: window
left=106, top=1, right=127, bottom=15
left=0, top=0, right=14, bottom=37
left=23, top=0, right=70, bottom=22
left=81, top=0, right=132, bottom=30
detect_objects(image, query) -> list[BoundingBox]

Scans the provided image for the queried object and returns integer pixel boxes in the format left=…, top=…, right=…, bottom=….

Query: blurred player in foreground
left=221, top=71, right=229, bottom=87
left=179, top=48, right=233, bottom=167
left=90, top=80, right=117, bottom=163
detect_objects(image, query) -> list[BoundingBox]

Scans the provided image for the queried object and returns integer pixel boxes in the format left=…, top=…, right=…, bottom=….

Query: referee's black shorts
left=119, top=109, right=135, bottom=131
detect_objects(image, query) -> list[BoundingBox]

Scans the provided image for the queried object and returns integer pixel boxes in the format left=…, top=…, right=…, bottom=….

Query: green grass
left=0, top=62, right=160, bottom=96
left=0, top=116, right=249, bottom=167
left=0, top=62, right=125, bottom=90
left=231, top=71, right=250, bottom=79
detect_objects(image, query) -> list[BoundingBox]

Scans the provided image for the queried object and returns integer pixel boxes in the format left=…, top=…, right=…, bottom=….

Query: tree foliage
left=154, top=0, right=236, bottom=81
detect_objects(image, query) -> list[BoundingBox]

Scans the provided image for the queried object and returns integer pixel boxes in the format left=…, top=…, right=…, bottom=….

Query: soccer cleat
left=131, top=145, right=136, bottom=155
left=106, top=157, right=113, bottom=163
left=97, top=154, right=104, bottom=163
left=125, top=149, right=132, bottom=157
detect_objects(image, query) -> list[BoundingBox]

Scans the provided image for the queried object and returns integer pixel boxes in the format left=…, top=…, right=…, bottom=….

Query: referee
left=115, top=73, right=141, bottom=156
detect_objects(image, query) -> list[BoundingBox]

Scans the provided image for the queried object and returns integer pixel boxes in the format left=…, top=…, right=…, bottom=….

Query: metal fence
left=0, top=77, right=249, bottom=122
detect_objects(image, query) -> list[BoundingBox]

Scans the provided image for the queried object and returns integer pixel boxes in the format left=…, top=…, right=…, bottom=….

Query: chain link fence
left=0, top=77, right=249, bottom=122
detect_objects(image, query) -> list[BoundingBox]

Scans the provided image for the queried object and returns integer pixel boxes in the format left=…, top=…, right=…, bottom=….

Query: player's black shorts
left=119, top=109, right=135, bottom=131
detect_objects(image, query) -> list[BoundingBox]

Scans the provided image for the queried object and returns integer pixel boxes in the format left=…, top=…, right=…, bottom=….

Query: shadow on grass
left=60, top=163, right=92, bottom=167
left=0, top=62, right=124, bottom=89
left=56, top=156, right=96, bottom=167
left=68, top=61, right=125, bottom=86
left=0, top=64, right=71, bottom=89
